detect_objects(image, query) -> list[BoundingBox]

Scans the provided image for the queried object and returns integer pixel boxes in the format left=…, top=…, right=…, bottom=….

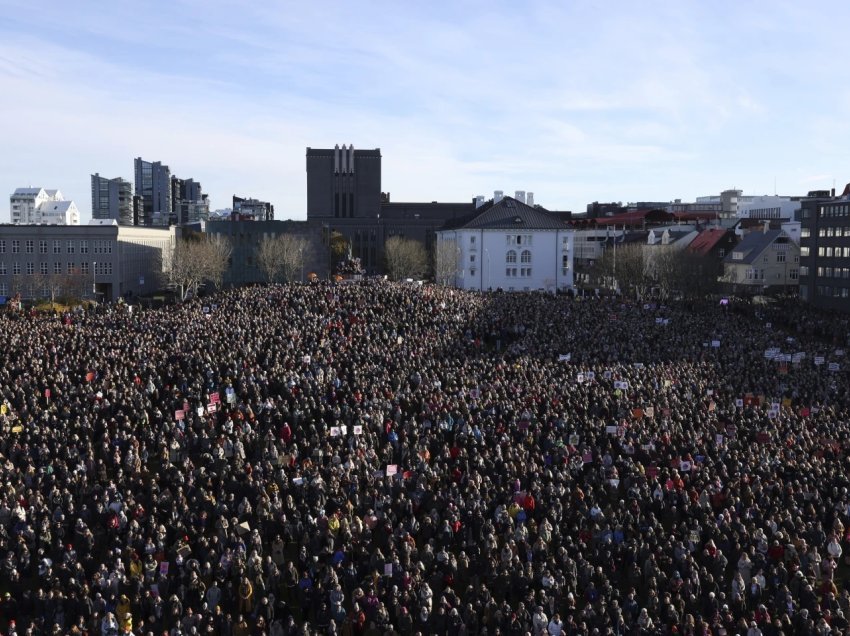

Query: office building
left=0, top=223, right=175, bottom=301
left=799, top=188, right=850, bottom=311
left=134, top=158, right=172, bottom=226
left=171, top=177, right=209, bottom=225
left=91, top=174, right=134, bottom=225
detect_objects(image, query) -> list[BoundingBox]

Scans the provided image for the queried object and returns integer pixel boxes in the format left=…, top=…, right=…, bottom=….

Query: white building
left=736, top=195, right=799, bottom=221
left=436, top=196, right=574, bottom=292
left=10, top=188, right=80, bottom=225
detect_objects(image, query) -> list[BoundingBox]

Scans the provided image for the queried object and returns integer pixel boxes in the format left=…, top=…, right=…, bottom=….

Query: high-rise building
left=306, top=145, right=382, bottom=219
left=9, top=188, right=80, bottom=225
left=134, top=158, right=172, bottom=226
left=91, top=174, right=134, bottom=225
left=171, top=177, right=209, bottom=225
left=232, top=196, right=274, bottom=221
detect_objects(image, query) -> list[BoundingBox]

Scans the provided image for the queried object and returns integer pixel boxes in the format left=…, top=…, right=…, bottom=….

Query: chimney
left=474, top=196, right=485, bottom=209
left=334, top=144, right=340, bottom=173
left=494, top=190, right=504, bottom=204
left=527, top=192, right=534, bottom=207
left=515, top=190, right=526, bottom=204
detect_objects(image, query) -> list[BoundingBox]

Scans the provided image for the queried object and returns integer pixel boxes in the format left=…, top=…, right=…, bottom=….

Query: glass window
left=54, top=262, right=61, bottom=274
left=53, top=240, right=61, bottom=254
left=26, top=262, right=34, bottom=275
left=25, top=240, right=34, bottom=254
left=520, top=250, right=532, bottom=263
left=67, top=240, right=75, bottom=254
left=506, top=250, right=517, bottom=263
left=39, top=240, right=47, bottom=254
left=0, top=262, right=5, bottom=275
left=40, top=262, right=47, bottom=275
left=13, top=263, right=20, bottom=275
left=0, top=240, right=4, bottom=253
left=12, top=240, right=20, bottom=254
left=80, top=240, right=88, bottom=254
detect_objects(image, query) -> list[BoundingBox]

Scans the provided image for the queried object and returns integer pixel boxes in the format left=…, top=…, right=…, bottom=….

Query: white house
left=436, top=196, right=574, bottom=292
left=10, top=187, right=80, bottom=225
left=736, top=195, right=799, bottom=221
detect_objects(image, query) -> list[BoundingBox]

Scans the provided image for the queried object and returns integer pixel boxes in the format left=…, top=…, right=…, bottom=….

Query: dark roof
left=593, top=209, right=672, bottom=226
left=723, top=229, right=782, bottom=265
left=688, top=228, right=729, bottom=256
left=443, top=197, right=569, bottom=231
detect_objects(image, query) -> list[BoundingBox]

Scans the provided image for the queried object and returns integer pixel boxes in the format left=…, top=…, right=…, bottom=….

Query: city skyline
left=2, top=1, right=850, bottom=222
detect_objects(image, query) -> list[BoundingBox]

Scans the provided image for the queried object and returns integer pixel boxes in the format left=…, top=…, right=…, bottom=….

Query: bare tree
left=590, top=243, right=650, bottom=299
left=280, top=235, right=309, bottom=283
left=257, top=234, right=309, bottom=283
left=165, top=238, right=206, bottom=301
left=257, top=236, right=286, bottom=283
left=385, top=236, right=428, bottom=280
left=433, top=238, right=460, bottom=286
left=200, top=235, right=232, bottom=290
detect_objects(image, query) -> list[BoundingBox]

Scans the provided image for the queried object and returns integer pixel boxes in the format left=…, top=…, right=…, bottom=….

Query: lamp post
left=484, top=248, right=490, bottom=291
left=92, top=261, right=96, bottom=301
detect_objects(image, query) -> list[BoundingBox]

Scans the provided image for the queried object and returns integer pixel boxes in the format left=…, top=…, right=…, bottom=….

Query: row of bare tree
left=587, top=243, right=721, bottom=300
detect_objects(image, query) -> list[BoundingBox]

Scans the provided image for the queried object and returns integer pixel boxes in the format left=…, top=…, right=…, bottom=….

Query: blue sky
left=2, top=0, right=850, bottom=221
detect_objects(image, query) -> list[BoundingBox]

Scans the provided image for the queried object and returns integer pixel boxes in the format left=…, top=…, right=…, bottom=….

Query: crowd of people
left=0, top=281, right=849, bottom=636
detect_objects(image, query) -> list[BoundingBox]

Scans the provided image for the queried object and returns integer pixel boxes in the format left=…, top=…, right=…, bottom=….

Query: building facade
left=171, top=178, right=209, bottom=225
left=799, top=194, right=850, bottom=311
left=722, top=228, right=800, bottom=294
left=0, top=223, right=175, bottom=302
left=436, top=197, right=574, bottom=292
left=232, top=196, right=274, bottom=221
left=306, top=145, right=382, bottom=220
left=91, top=174, right=135, bottom=225
left=10, top=188, right=80, bottom=225
left=134, top=158, right=172, bottom=226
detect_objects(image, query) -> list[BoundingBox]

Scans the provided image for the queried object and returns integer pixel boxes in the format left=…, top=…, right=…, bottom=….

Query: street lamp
left=92, top=261, right=96, bottom=300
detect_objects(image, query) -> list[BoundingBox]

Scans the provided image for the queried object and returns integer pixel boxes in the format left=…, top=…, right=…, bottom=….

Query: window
left=827, top=247, right=834, bottom=257
left=470, top=236, right=476, bottom=245
left=470, top=254, right=476, bottom=263
left=54, top=262, right=62, bottom=274
left=776, top=251, right=785, bottom=263
left=67, top=262, right=75, bottom=274
left=53, top=240, right=61, bottom=254
left=506, top=250, right=517, bottom=263
left=81, top=262, right=89, bottom=275
left=40, top=262, right=47, bottom=275
left=789, top=269, right=798, bottom=280
left=80, top=240, right=88, bottom=254
left=801, top=228, right=811, bottom=238
left=39, top=240, right=47, bottom=254
left=0, top=283, right=6, bottom=296
left=25, top=240, right=33, bottom=254
left=12, top=263, right=20, bottom=275
left=12, top=240, right=19, bottom=254
left=718, top=249, right=725, bottom=258
left=26, top=262, right=34, bottom=275
left=800, top=266, right=809, bottom=276
left=521, top=267, right=532, bottom=277
left=67, top=240, right=75, bottom=254
left=0, top=263, right=5, bottom=275
left=733, top=252, right=744, bottom=261
left=520, top=250, right=532, bottom=264
left=0, top=240, right=4, bottom=254
left=469, top=268, right=476, bottom=277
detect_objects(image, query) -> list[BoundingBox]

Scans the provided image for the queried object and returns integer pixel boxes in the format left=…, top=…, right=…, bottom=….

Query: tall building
left=171, top=177, right=209, bottom=225
left=9, top=188, right=80, bottom=225
left=306, top=145, right=382, bottom=219
left=799, top=188, right=850, bottom=311
left=91, top=174, right=134, bottom=225
left=134, top=158, right=172, bottom=226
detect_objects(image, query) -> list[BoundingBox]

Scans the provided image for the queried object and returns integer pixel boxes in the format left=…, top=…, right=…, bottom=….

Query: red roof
left=687, top=228, right=728, bottom=256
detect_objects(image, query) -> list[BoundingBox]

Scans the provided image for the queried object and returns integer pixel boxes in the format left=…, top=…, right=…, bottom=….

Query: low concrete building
left=0, top=222, right=175, bottom=302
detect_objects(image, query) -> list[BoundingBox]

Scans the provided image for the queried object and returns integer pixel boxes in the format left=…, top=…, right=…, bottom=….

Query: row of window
left=0, top=262, right=110, bottom=276
left=505, top=267, right=533, bottom=277
left=819, top=205, right=850, bottom=218
left=816, top=246, right=850, bottom=258
left=817, top=227, right=850, bottom=237
left=816, top=267, right=850, bottom=279
left=744, top=268, right=799, bottom=281
left=0, top=239, right=114, bottom=255
left=816, top=285, right=850, bottom=298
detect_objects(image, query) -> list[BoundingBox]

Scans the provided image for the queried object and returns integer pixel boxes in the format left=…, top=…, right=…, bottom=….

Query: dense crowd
left=0, top=281, right=849, bottom=636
